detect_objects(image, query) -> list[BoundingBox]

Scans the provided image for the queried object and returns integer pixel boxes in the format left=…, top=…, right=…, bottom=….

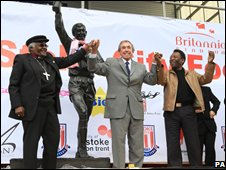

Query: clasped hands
left=153, top=52, right=163, bottom=66
left=82, top=40, right=100, bottom=54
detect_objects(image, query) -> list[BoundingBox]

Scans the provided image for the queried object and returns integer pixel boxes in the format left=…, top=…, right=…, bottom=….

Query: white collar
left=122, top=58, right=132, bottom=64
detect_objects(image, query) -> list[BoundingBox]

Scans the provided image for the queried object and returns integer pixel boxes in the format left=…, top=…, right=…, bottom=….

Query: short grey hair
left=28, top=42, right=36, bottom=52
left=118, top=40, right=135, bottom=53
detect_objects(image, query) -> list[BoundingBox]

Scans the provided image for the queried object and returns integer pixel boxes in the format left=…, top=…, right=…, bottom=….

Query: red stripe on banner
left=60, top=127, right=65, bottom=148
left=150, top=129, right=154, bottom=148
left=137, top=50, right=143, bottom=55
left=144, top=134, right=148, bottom=148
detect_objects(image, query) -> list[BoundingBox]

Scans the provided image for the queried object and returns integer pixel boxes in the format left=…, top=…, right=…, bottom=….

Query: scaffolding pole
left=161, top=1, right=225, bottom=11
left=162, top=1, right=166, bottom=17
left=81, top=1, right=85, bottom=9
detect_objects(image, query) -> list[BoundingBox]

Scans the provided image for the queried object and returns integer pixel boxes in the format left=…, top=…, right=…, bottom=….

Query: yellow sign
left=91, top=87, right=106, bottom=116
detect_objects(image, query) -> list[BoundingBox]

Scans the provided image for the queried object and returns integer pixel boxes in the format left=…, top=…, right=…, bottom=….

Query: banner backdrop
left=1, top=1, right=225, bottom=164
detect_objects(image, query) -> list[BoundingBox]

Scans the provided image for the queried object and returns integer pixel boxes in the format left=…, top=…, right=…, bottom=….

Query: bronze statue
left=52, top=1, right=104, bottom=158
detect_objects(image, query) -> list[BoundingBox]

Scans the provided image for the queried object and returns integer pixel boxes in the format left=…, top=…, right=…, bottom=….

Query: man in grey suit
left=87, top=40, right=162, bottom=168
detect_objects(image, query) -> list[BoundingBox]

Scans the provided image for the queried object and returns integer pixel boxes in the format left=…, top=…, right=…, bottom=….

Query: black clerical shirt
left=36, top=56, right=56, bottom=104
left=174, top=68, right=195, bottom=104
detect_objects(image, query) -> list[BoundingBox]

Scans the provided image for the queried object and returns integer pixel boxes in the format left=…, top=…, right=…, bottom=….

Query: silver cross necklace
left=34, top=57, right=50, bottom=80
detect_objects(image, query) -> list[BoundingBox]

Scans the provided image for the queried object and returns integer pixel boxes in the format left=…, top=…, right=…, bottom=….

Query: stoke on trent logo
left=98, top=125, right=112, bottom=138
left=57, top=124, right=70, bottom=157
left=144, top=125, right=159, bottom=156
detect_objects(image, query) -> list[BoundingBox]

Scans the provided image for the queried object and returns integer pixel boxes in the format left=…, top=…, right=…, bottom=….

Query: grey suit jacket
left=88, top=57, right=157, bottom=120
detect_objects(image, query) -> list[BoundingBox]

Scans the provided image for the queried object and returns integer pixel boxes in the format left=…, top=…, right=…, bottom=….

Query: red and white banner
left=1, top=1, right=225, bottom=164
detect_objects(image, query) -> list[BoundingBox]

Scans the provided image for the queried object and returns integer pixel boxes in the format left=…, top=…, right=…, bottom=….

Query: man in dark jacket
left=195, top=86, right=220, bottom=167
left=53, top=1, right=104, bottom=158
left=8, top=35, right=92, bottom=169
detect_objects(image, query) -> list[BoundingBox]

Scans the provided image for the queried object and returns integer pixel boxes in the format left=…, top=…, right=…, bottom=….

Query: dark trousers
left=164, top=105, right=202, bottom=167
left=22, top=102, right=60, bottom=169
left=198, top=119, right=216, bottom=166
left=69, top=77, right=95, bottom=157
left=70, top=91, right=94, bottom=157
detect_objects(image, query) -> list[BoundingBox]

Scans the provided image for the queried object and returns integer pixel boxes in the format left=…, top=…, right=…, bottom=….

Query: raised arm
left=53, top=1, right=72, bottom=54
left=153, top=52, right=166, bottom=86
left=87, top=40, right=109, bottom=76
left=54, top=41, right=94, bottom=69
left=196, top=51, right=216, bottom=85
left=96, top=50, right=105, bottom=63
left=143, top=64, right=157, bottom=85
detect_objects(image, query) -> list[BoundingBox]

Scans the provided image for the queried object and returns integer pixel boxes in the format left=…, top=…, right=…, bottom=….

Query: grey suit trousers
left=110, top=101, right=144, bottom=168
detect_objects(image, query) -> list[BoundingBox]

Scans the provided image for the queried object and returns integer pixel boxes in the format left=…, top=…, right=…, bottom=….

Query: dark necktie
left=125, top=61, right=130, bottom=76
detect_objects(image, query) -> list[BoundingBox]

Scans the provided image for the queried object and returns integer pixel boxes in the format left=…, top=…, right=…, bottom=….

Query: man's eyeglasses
left=37, top=43, right=48, bottom=48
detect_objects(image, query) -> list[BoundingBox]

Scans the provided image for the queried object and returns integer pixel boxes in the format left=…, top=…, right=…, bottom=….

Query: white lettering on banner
left=1, top=1, right=225, bottom=164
